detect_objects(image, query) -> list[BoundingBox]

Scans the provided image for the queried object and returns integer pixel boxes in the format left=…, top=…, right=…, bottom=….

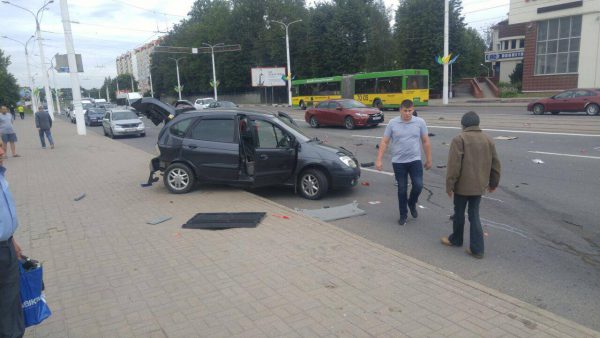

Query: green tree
left=0, top=49, right=21, bottom=106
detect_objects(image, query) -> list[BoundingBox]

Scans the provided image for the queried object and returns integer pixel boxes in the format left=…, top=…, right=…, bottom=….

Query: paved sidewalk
left=6, top=117, right=598, bottom=337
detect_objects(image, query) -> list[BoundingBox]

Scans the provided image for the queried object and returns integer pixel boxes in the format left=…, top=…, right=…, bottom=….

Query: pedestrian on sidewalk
left=0, top=141, right=25, bottom=338
left=441, top=111, right=501, bottom=259
left=35, top=106, right=54, bottom=149
left=375, top=99, right=432, bottom=226
left=0, top=106, right=20, bottom=158
left=17, top=105, right=25, bottom=120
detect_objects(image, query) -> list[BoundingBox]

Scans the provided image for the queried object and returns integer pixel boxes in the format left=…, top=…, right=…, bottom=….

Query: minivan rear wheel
left=299, top=169, right=328, bottom=200
left=164, top=163, right=195, bottom=194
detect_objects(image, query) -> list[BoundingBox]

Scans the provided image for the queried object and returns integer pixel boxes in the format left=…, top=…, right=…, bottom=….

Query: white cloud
left=2, top=0, right=508, bottom=89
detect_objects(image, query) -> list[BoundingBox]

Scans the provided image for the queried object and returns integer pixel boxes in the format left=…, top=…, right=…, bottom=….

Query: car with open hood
left=132, top=98, right=360, bottom=199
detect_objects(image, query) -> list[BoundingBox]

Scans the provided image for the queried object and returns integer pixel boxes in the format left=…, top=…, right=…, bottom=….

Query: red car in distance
left=527, top=89, right=600, bottom=116
left=305, top=99, right=384, bottom=129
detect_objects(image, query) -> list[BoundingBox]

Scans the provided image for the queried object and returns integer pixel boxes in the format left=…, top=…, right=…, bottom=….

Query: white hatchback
left=194, top=97, right=216, bottom=110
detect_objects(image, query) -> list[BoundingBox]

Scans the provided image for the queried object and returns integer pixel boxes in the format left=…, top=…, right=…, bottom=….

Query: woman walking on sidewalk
left=0, top=106, right=20, bottom=158
left=35, top=106, right=54, bottom=149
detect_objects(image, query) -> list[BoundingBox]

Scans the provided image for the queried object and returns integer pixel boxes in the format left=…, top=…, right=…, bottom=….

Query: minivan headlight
left=339, top=155, right=357, bottom=168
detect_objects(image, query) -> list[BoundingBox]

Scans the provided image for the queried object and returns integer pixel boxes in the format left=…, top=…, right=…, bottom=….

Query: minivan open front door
left=250, top=118, right=297, bottom=187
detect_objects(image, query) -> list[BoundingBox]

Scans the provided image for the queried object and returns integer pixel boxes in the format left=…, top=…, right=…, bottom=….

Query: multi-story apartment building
left=508, top=0, right=600, bottom=92
left=115, top=38, right=162, bottom=95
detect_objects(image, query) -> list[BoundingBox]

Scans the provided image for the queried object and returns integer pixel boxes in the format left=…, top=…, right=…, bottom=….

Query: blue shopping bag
left=19, top=261, right=51, bottom=327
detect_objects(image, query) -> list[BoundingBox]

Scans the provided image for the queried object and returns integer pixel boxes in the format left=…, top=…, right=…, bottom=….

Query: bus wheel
left=373, top=99, right=383, bottom=110
left=300, top=100, right=307, bottom=110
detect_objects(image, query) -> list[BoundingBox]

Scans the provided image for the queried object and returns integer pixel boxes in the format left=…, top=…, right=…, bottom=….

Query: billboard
left=251, top=67, right=286, bottom=87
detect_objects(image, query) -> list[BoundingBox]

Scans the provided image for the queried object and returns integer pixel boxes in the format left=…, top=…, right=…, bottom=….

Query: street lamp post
left=2, top=0, right=56, bottom=119
left=270, top=19, right=302, bottom=107
left=168, top=57, right=186, bottom=100
left=48, top=56, right=61, bottom=115
left=480, top=63, right=490, bottom=77
left=1, top=34, right=38, bottom=112
left=202, top=43, right=224, bottom=101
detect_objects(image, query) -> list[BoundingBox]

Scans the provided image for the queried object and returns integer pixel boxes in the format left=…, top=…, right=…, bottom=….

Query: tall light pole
left=202, top=43, right=224, bottom=100
left=443, top=0, right=449, bottom=105
left=48, top=56, right=61, bottom=115
left=168, top=57, right=186, bottom=100
left=2, top=34, right=38, bottom=112
left=270, top=19, right=302, bottom=107
left=3, top=0, right=56, bottom=118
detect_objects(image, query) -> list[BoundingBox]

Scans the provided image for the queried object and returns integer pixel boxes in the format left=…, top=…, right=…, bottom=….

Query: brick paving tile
left=7, top=119, right=597, bottom=338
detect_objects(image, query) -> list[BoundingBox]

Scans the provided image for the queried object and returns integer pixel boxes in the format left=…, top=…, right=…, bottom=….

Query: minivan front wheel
left=299, top=169, right=328, bottom=200
left=164, top=163, right=195, bottom=194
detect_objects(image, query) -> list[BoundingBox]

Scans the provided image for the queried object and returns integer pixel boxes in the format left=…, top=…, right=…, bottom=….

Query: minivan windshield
left=113, top=111, right=139, bottom=120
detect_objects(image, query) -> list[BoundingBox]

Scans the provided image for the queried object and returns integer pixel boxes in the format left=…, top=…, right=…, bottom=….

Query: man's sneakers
left=409, top=203, right=418, bottom=218
left=398, top=215, right=407, bottom=226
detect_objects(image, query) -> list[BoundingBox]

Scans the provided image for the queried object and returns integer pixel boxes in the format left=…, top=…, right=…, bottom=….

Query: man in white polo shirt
left=375, top=99, right=432, bottom=225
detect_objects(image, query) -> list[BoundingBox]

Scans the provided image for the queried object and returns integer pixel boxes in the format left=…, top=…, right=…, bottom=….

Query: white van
left=116, top=92, right=143, bottom=107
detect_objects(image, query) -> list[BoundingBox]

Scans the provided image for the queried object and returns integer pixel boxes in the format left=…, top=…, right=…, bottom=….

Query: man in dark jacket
left=441, top=111, right=501, bottom=258
left=35, top=106, right=54, bottom=149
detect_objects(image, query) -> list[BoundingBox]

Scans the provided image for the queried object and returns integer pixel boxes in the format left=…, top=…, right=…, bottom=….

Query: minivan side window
left=170, top=118, right=193, bottom=137
left=189, top=119, right=235, bottom=143
left=254, top=120, right=290, bottom=148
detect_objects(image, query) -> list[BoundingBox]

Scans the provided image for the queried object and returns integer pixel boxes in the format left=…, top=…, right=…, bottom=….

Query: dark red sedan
left=527, top=89, right=600, bottom=116
left=305, top=99, right=384, bottom=129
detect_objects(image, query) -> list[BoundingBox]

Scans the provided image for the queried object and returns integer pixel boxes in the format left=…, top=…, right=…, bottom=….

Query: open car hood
left=131, top=98, right=177, bottom=126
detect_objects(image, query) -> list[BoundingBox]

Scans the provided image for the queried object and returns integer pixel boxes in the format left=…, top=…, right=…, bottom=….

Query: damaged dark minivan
left=132, top=98, right=360, bottom=199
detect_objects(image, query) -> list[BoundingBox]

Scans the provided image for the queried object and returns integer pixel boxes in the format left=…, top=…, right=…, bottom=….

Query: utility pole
left=2, top=35, right=38, bottom=112
left=2, top=0, right=56, bottom=118
left=48, top=56, right=61, bottom=115
left=270, top=19, right=302, bottom=107
left=168, top=57, right=186, bottom=100
left=443, top=0, right=449, bottom=105
left=202, top=43, right=223, bottom=101
left=149, top=73, right=154, bottom=97
left=130, top=73, right=135, bottom=92
left=59, top=0, right=85, bottom=135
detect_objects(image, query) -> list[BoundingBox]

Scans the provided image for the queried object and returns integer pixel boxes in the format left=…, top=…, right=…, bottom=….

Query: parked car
left=102, top=109, right=145, bottom=138
left=305, top=99, right=384, bottom=129
left=207, top=100, right=238, bottom=108
left=132, top=98, right=360, bottom=199
left=174, top=100, right=194, bottom=108
left=194, top=97, right=216, bottom=110
left=527, top=89, right=600, bottom=116
left=84, top=108, right=106, bottom=126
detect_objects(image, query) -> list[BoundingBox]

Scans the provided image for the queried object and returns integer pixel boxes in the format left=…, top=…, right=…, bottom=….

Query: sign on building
left=54, top=53, right=84, bottom=73
left=484, top=50, right=524, bottom=62
left=251, top=67, right=286, bottom=87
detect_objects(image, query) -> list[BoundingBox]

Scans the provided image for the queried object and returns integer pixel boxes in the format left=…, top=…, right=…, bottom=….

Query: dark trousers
left=0, top=237, right=25, bottom=338
left=19, top=113, right=24, bottom=120
left=449, top=194, right=484, bottom=255
left=38, top=129, right=54, bottom=148
left=392, top=160, right=424, bottom=218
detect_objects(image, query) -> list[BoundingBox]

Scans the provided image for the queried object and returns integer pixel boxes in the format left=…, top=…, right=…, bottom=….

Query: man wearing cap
left=442, top=111, right=501, bottom=259
left=375, top=99, right=432, bottom=226
left=0, top=140, right=25, bottom=337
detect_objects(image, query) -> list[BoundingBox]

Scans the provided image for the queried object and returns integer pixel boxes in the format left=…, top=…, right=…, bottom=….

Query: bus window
left=299, top=84, right=313, bottom=96
left=355, top=79, right=376, bottom=94
left=406, top=75, right=428, bottom=89
left=377, top=77, right=402, bottom=94
left=292, top=86, right=299, bottom=96
left=316, top=82, right=340, bottom=96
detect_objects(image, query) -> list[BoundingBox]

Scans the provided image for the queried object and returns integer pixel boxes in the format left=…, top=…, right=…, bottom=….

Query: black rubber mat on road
left=182, top=212, right=266, bottom=230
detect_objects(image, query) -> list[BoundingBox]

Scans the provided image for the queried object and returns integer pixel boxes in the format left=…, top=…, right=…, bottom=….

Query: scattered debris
left=361, top=181, right=370, bottom=186
left=174, top=232, right=182, bottom=238
left=442, top=142, right=449, bottom=146
left=580, top=149, right=587, bottom=154
left=428, top=133, right=436, bottom=137
left=368, top=201, right=381, bottom=205
left=361, top=162, right=374, bottom=168
left=73, top=193, right=86, bottom=201
left=375, top=144, right=380, bottom=149
left=272, top=214, right=290, bottom=219
left=182, top=212, right=266, bottom=230
left=438, top=117, right=445, bottom=120
left=594, top=146, right=600, bottom=151
left=436, top=164, right=447, bottom=169
left=354, top=143, right=363, bottom=146
left=484, top=232, right=489, bottom=237
left=449, top=214, right=454, bottom=221
left=520, top=182, right=529, bottom=186
left=296, top=201, right=366, bottom=222
left=532, top=159, right=544, bottom=164
left=494, top=136, right=518, bottom=140
left=146, top=216, right=172, bottom=225
left=418, top=205, right=425, bottom=209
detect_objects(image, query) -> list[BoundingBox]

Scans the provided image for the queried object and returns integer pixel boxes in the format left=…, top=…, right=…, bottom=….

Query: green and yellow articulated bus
left=292, top=69, right=429, bottom=110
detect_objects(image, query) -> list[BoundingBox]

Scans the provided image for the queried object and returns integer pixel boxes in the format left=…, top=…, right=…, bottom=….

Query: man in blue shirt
left=0, top=140, right=25, bottom=338
left=375, top=100, right=432, bottom=225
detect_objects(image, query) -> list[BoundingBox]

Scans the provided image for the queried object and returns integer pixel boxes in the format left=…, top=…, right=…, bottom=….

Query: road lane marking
left=482, top=196, right=504, bottom=203
left=361, top=167, right=395, bottom=176
left=528, top=151, right=600, bottom=160
left=355, top=127, right=600, bottom=138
